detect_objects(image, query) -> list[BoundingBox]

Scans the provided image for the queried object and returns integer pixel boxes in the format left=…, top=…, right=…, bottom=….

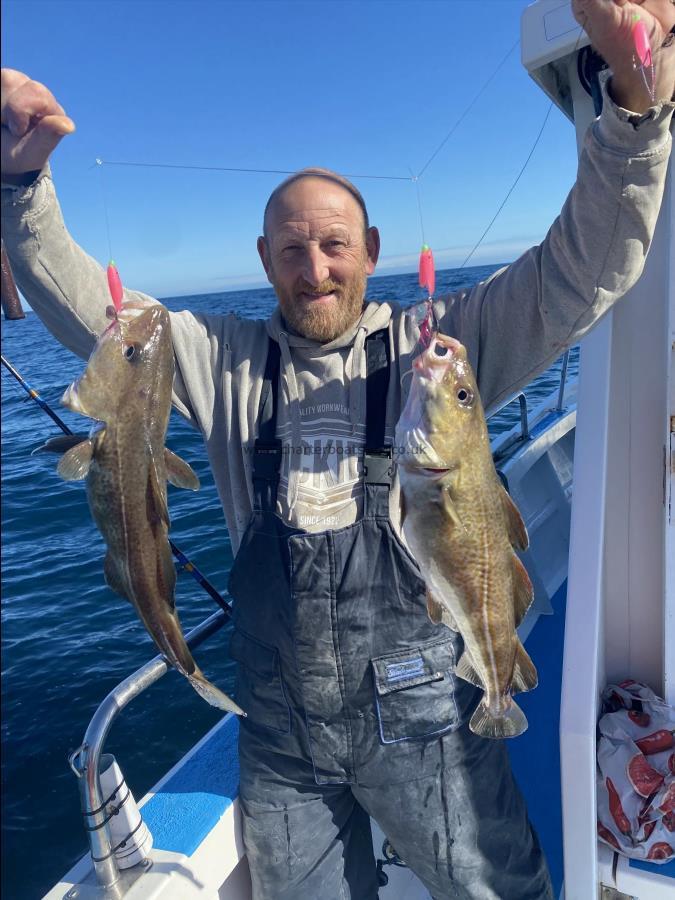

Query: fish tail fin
left=511, top=640, right=538, bottom=694
left=469, top=697, right=528, bottom=739
left=188, top=669, right=246, bottom=717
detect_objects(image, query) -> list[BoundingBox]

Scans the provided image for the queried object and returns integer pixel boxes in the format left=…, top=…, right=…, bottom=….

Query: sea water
left=1, top=265, right=577, bottom=899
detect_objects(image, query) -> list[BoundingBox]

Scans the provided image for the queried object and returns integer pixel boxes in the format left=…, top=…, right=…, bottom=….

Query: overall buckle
left=363, top=448, right=394, bottom=486
left=252, top=439, right=282, bottom=483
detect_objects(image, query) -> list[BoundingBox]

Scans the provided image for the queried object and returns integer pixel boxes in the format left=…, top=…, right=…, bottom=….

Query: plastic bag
left=596, top=680, right=674, bottom=863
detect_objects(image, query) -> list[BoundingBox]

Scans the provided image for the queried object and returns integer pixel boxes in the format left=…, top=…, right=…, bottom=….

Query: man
left=2, top=1, right=674, bottom=897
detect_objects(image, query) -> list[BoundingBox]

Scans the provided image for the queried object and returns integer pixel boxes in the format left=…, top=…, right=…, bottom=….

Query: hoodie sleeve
left=436, top=73, right=674, bottom=416
left=0, top=165, right=239, bottom=429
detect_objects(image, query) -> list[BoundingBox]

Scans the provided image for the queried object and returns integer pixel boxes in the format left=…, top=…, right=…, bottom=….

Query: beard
left=273, top=270, right=367, bottom=343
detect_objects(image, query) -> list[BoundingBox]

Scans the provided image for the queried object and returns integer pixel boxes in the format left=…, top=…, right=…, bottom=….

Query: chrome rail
left=487, top=348, right=572, bottom=444
left=556, top=349, right=570, bottom=412
left=68, top=608, right=230, bottom=894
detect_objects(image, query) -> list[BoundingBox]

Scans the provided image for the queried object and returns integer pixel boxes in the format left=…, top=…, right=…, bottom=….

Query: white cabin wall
left=602, top=178, right=670, bottom=693
left=559, top=58, right=606, bottom=900
left=665, top=168, right=675, bottom=707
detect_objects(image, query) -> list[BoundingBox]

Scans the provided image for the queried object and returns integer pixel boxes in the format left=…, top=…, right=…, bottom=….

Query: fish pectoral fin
left=426, top=589, right=460, bottom=631
left=511, top=640, right=538, bottom=694
left=32, top=433, right=90, bottom=456
left=148, top=455, right=171, bottom=527
left=55, top=438, right=96, bottom=481
left=455, top=650, right=483, bottom=688
left=499, top=482, right=529, bottom=551
left=512, top=553, right=534, bottom=626
left=441, top=487, right=464, bottom=532
left=103, top=552, right=131, bottom=601
left=164, top=448, right=200, bottom=491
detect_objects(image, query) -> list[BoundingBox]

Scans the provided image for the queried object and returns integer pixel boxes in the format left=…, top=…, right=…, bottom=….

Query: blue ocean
left=1, top=265, right=577, bottom=899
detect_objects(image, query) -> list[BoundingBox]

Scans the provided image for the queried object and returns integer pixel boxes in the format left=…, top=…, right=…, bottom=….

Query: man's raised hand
left=1, top=68, right=75, bottom=183
left=572, top=0, right=675, bottom=113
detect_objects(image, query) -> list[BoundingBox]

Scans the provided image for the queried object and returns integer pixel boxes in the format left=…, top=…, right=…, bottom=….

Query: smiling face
left=258, top=174, right=380, bottom=342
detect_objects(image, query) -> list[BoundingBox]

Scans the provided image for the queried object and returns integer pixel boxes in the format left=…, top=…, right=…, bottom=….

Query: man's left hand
left=572, top=0, right=675, bottom=112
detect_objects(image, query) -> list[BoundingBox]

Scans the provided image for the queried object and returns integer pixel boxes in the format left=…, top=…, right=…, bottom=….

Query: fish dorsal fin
left=56, top=438, right=96, bottom=481
left=426, top=588, right=443, bottom=623
left=157, top=538, right=178, bottom=613
left=148, top=453, right=170, bottom=527
left=499, top=481, right=528, bottom=550
left=164, top=448, right=200, bottom=491
left=511, top=640, right=538, bottom=694
left=104, top=551, right=131, bottom=601
left=512, top=552, right=534, bottom=626
left=455, top=649, right=483, bottom=688
left=426, top=588, right=460, bottom=632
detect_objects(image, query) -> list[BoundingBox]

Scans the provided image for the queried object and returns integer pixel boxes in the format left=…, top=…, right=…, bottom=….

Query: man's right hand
left=1, top=68, right=75, bottom=185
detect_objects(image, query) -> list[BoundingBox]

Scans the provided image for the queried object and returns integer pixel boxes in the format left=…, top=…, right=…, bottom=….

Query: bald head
left=263, top=167, right=370, bottom=239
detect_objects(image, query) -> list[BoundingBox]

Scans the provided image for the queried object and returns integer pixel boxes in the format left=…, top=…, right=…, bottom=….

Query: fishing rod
left=0, top=353, right=232, bottom=616
left=1, top=240, right=26, bottom=320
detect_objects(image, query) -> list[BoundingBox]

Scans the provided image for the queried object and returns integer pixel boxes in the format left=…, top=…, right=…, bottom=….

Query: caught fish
left=395, top=333, right=536, bottom=739
left=43, top=300, right=243, bottom=715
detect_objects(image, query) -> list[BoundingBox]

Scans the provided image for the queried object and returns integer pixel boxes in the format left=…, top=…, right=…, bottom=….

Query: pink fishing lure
left=417, top=244, right=437, bottom=349
left=418, top=244, right=435, bottom=298
left=632, top=16, right=652, bottom=69
left=106, top=261, right=124, bottom=314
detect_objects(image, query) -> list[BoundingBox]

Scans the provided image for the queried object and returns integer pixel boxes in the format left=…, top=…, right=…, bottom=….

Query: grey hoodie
left=2, top=76, right=673, bottom=553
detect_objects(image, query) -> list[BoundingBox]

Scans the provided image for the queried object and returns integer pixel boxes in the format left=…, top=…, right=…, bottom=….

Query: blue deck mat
left=141, top=715, right=240, bottom=856
left=508, top=581, right=567, bottom=897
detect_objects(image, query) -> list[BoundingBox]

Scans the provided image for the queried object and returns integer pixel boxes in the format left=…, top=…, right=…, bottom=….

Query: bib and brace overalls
left=228, top=331, right=553, bottom=900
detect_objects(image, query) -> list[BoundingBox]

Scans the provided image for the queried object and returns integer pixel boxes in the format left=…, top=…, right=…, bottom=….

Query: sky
left=2, top=0, right=582, bottom=298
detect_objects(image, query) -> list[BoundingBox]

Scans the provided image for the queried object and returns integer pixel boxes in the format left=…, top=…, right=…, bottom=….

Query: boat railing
left=489, top=348, right=572, bottom=460
left=67, top=607, right=230, bottom=895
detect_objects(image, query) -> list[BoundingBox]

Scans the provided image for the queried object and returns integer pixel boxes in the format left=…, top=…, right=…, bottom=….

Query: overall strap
left=363, top=329, right=394, bottom=492
left=251, top=338, right=282, bottom=510
left=251, top=329, right=394, bottom=514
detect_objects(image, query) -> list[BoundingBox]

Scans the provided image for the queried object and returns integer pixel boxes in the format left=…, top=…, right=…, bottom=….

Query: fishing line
left=458, top=101, right=554, bottom=269
left=415, top=37, right=519, bottom=180
left=456, top=19, right=589, bottom=270
left=95, top=159, right=412, bottom=182
left=95, top=159, right=114, bottom=262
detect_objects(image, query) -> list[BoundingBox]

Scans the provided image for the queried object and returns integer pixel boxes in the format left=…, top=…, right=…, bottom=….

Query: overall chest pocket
left=371, top=639, right=460, bottom=744
left=228, top=628, right=291, bottom=734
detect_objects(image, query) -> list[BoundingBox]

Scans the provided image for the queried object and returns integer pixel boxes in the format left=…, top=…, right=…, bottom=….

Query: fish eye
left=434, top=344, right=449, bottom=357
left=124, top=345, right=136, bottom=360
left=457, top=387, right=474, bottom=405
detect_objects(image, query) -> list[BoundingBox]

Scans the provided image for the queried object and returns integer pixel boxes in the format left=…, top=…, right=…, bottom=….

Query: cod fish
left=395, top=333, right=537, bottom=739
left=44, top=299, right=243, bottom=715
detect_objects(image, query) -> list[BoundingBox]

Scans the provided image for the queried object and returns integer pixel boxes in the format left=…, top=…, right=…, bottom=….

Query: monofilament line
left=415, top=38, right=519, bottom=180
left=94, top=160, right=412, bottom=182
left=459, top=102, right=554, bottom=269
left=95, top=159, right=114, bottom=262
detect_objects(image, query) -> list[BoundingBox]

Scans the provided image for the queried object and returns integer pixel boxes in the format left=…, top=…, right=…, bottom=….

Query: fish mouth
left=61, top=381, right=86, bottom=414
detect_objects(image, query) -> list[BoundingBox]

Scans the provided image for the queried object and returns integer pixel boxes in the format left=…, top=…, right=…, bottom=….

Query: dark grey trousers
left=239, top=718, right=554, bottom=900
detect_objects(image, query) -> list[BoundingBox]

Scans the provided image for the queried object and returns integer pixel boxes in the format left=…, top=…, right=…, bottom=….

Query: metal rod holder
left=69, top=609, right=229, bottom=892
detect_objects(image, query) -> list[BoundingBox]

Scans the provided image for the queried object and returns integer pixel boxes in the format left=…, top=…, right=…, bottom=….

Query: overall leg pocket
left=372, top=638, right=460, bottom=744
left=229, top=628, right=292, bottom=734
